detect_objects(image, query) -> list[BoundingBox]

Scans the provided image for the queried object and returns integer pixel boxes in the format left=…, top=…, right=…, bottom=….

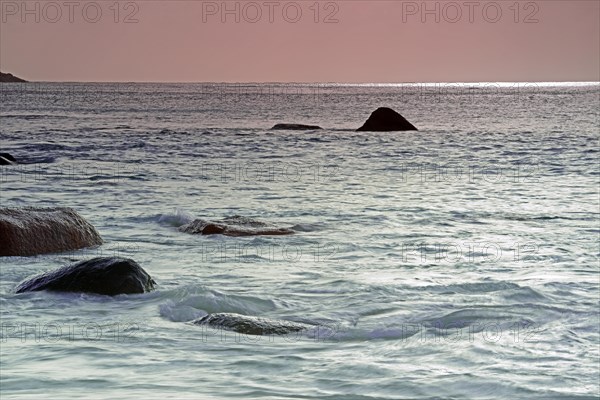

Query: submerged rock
left=16, top=257, right=156, bottom=295
left=192, top=313, right=311, bottom=336
left=0, top=207, right=103, bottom=256
left=357, top=107, right=418, bottom=131
left=0, top=153, right=16, bottom=165
left=271, top=123, right=322, bottom=130
left=179, top=216, right=294, bottom=237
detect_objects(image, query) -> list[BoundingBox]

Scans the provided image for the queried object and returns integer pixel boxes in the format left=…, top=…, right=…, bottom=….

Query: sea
left=0, top=82, right=599, bottom=399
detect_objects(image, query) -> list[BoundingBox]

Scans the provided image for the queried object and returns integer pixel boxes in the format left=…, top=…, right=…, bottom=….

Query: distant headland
left=0, top=72, right=27, bottom=82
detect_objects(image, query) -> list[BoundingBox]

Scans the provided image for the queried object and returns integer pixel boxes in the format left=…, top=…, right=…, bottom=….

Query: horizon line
left=2, top=79, right=600, bottom=86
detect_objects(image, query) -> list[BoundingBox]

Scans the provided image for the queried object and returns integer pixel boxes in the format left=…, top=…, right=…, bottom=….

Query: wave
left=450, top=210, right=595, bottom=223
left=157, top=209, right=194, bottom=228
left=158, top=285, right=277, bottom=322
left=421, top=281, right=547, bottom=299
left=289, top=223, right=325, bottom=232
left=0, top=114, right=71, bottom=120
left=12, top=156, right=56, bottom=164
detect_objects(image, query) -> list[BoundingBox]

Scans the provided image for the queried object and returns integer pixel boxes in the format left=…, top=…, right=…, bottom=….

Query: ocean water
left=0, top=82, right=599, bottom=399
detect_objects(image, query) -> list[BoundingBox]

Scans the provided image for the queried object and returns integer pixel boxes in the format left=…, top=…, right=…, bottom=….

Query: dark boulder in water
left=271, top=123, right=322, bottom=130
left=179, top=216, right=294, bottom=237
left=356, top=107, right=418, bottom=131
left=192, top=313, right=311, bottom=336
left=15, top=257, right=156, bottom=295
left=0, top=153, right=16, bottom=165
left=0, top=153, right=17, bottom=162
left=0, top=207, right=103, bottom=256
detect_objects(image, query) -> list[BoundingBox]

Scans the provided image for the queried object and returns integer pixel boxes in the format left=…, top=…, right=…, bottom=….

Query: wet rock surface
left=192, top=313, right=312, bottom=335
left=0, top=207, right=103, bottom=256
left=16, top=257, right=156, bottom=296
left=0, top=153, right=16, bottom=165
left=179, top=216, right=294, bottom=237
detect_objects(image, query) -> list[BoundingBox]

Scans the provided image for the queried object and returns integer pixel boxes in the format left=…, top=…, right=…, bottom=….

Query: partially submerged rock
left=0, top=153, right=16, bottom=165
left=271, top=123, right=322, bottom=130
left=179, top=216, right=294, bottom=237
left=0, top=72, right=27, bottom=83
left=0, top=207, right=103, bottom=256
left=15, top=257, right=156, bottom=295
left=192, top=313, right=311, bottom=336
left=357, top=107, right=418, bottom=131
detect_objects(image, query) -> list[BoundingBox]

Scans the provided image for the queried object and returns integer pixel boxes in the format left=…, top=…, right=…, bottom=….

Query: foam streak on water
left=1, top=83, right=599, bottom=399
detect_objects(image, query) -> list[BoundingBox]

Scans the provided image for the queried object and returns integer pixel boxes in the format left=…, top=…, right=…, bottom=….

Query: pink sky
left=1, top=0, right=598, bottom=82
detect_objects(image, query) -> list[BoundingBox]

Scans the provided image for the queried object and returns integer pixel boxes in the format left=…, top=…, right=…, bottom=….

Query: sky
left=0, top=0, right=598, bottom=82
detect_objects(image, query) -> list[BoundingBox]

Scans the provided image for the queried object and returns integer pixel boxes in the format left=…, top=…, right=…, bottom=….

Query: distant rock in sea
left=0, top=72, right=27, bottom=83
left=15, top=257, right=156, bottom=295
left=192, top=313, right=311, bottom=336
left=179, top=216, right=294, bottom=237
left=357, top=107, right=418, bottom=131
left=0, top=207, right=103, bottom=256
left=271, top=123, right=323, bottom=130
left=0, top=153, right=17, bottom=165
